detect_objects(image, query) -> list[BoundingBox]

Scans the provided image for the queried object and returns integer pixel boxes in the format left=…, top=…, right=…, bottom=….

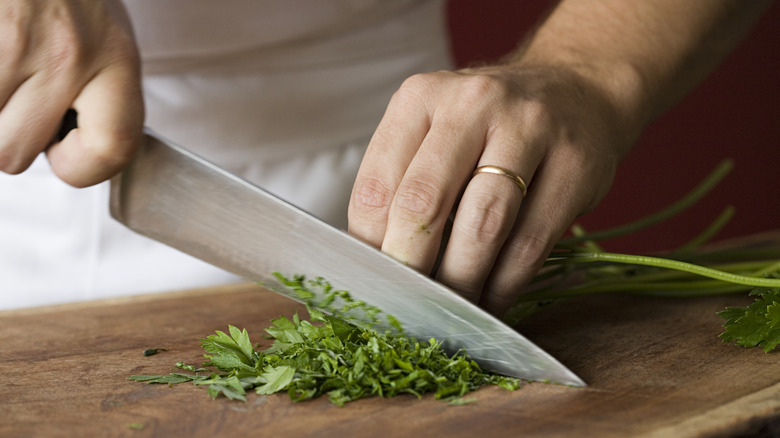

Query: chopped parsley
left=128, top=275, right=521, bottom=405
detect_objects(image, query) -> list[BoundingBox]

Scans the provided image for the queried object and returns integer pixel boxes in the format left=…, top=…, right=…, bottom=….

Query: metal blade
left=109, top=129, right=585, bottom=386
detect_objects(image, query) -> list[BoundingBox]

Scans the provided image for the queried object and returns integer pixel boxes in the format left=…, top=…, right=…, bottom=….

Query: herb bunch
left=504, top=159, right=780, bottom=352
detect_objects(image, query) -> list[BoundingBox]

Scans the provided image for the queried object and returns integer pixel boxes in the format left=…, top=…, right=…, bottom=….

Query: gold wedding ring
left=472, top=165, right=528, bottom=197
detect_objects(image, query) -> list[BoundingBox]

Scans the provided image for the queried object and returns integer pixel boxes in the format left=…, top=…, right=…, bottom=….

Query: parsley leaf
left=195, top=375, right=248, bottom=401
left=255, top=365, right=296, bottom=395
left=127, top=374, right=195, bottom=384
left=718, top=282, right=780, bottom=353
left=201, top=326, right=259, bottom=370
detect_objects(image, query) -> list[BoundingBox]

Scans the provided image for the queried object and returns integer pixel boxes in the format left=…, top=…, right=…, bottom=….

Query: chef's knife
left=109, top=129, right=585, bottom=387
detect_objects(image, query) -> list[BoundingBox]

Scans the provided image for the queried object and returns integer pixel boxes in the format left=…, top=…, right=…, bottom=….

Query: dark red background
left=447, top=1, right=779, bottom=253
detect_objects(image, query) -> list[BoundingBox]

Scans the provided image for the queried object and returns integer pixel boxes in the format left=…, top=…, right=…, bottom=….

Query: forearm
left=512, top=0, right=773, bottom=136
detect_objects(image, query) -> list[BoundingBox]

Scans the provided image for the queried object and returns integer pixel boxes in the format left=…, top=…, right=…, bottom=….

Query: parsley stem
left=558, top=159, right=733, bottom=245
left=549, top=251, right=780, bottom=287
left=672, top=205, right=735, bottom=253
left=673, top=248, right=780, bottom=264
left=516, top=279, right=749, bottom=302
left=515, top=253, right=780, bottom=307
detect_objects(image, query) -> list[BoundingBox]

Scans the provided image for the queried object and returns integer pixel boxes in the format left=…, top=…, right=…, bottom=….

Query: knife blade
left=109, top=129, right=585, bottom=387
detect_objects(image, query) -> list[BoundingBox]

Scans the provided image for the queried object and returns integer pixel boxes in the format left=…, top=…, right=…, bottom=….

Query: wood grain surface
left=2, top=278, right=779, bottom=438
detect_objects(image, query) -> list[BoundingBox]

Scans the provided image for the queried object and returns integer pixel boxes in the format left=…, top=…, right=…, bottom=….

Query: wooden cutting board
left=1, top=277, right=779, bottom=437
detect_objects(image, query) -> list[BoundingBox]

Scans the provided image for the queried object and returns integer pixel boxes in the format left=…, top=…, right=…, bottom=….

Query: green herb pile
left=129, top=276, right=521, bottom=406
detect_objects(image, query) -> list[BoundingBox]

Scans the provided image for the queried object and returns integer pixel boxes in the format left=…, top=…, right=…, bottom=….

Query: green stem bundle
left=506, top=159, right=780, bottom=327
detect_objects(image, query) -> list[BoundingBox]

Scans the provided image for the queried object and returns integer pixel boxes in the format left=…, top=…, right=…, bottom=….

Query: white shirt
left=0, top=0, right=452, bottom=309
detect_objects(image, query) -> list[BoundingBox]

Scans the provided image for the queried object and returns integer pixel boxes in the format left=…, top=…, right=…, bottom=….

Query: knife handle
left=55, top=108, right=78, bottom=142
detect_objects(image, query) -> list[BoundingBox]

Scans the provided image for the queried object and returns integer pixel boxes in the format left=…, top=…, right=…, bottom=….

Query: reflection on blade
left=109, top=129, right=585, bottom=387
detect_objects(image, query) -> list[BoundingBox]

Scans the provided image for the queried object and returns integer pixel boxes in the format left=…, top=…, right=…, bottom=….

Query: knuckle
left=548, top=144, right=617, bottom=213
left=390, top=73, right=436, bottom=107
left=48, top=37, right=82, bottom=73
left=71, top=127, right=140, bottom=179
left=392, top=176, right=445, bottom=224
left=35, top=8, right=139, bottom=76
left=455, top=194, right=513, bottom=246
left=519, top=98, right=555, bottom=128
left=444, top=74, right=516, bottom=123
left=88, top=136, right=137, bottom=169
left=0, top=148, right=32, bottom=175
left=349, top=176, right=394, bottom=221
left=450, top=74, right=513, bottom=116
left=448, top=280, right=482, bottom=303
left=45, top=13, right=90, bottom=71
left=486, top=284, right=519, bottom=305
left=460, top=74, right=504, bottom=101
left=103, top=27, right=141, bottom=66
left=398, top=72, right=436, bottom=93
left=0, top=19, right=28, bottom=68
left=391, top=71, right=455, bottom=105
left=508, top=225, right=554, bottom=272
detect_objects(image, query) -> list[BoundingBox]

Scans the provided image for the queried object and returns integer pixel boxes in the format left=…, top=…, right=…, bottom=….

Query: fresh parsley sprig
left=718, top=277, right=780, bottom=352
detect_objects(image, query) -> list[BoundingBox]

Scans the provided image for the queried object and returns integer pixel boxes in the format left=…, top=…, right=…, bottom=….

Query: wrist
left=498, top=49, right=650, bottom=160
left=510, top=50, right=652, bottom=146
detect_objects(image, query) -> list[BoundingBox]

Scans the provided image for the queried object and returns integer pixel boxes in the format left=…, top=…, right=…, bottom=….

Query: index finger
left=348, top=75, right=432, bottom=248
left=378, top=111, right=486, bottom=273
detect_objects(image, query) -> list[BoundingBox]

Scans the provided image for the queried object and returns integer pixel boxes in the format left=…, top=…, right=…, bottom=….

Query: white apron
left=0, top=0, right=452, bottom=309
